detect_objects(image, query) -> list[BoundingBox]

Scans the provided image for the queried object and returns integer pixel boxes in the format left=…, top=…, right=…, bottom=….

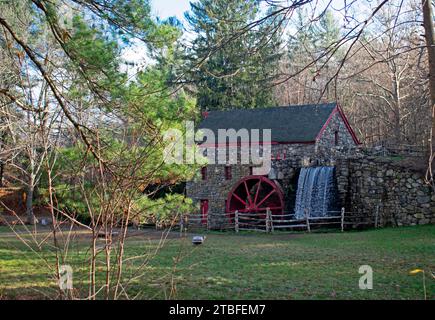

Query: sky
left=151, top=0, right=192, bottom=22
left=122, top=0, right=376, bottom=76
left=149, top=0, right=376, bottom=29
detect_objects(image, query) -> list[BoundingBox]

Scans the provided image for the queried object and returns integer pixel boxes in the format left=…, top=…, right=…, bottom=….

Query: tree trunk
left=422, top=0, right=435, bottom=184
left=392, top=72, right=402, bottom=145
left=26, top=183, right=36, bottom=225
left=0, top=161, right=3, bottom=187
left=0, top=131, right=5, bottom=187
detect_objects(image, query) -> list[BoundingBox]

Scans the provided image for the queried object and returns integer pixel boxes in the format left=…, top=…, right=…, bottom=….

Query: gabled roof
left=198, top=102, right=358, bottom=144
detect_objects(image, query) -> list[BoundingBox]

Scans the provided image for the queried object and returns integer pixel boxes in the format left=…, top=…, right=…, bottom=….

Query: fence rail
left=180, top=206, right=378, bottom=234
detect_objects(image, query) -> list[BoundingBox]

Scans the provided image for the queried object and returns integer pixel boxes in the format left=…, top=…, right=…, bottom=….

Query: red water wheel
left=226, top=176, right=284, bottom=217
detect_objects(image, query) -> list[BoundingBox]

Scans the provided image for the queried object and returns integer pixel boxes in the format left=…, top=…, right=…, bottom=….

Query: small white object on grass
left=192, top=235, right=206, bottom=245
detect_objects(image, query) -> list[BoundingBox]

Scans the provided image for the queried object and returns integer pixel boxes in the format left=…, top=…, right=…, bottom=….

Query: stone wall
left=316, top=111, right=357, bottom=156
left=187, top=151, right=435, bottom=229
left=186, top=164, right=251, bottom=228
left=335, top=156, right=435, bottom=226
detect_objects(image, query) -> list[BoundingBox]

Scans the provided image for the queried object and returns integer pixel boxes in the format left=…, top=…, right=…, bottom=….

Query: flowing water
left=294, top=166, right=337, bottom=219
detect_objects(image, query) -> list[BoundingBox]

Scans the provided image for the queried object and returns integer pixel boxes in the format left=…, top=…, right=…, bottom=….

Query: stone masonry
left=335, top=156, right=435, bottom=227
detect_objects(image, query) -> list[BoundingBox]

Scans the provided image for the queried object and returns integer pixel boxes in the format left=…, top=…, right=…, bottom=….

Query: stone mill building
left=186, top=102, right=435, bottom=229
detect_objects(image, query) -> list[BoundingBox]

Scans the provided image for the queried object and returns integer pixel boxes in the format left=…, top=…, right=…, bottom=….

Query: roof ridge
left=204, top=102, right=337, bottom=114
left=198, top=102, right=343, bottom=143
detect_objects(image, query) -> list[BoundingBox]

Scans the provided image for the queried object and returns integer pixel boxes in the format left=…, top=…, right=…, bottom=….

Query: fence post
left=235, top=210, right=239, bottom=233
left=305, top=208, right=311, bottom=233
left=265, top=208, right=273, bottom=233
left=267, top=208, right=274, bottom=233
left=266, top=208, right=270, bottom=233
left=341, top=207, right=345, bottom=232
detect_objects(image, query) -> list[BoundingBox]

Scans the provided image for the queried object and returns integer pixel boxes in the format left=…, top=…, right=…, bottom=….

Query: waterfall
left=294, top=166, right=337, bottom=219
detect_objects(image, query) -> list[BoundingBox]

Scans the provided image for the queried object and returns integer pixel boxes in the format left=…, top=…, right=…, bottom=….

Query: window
left=225, top=166, right=232, bottom=180
left=201, top=167, right=207, bottom=180
left=334, top=131, right=339, bottom=146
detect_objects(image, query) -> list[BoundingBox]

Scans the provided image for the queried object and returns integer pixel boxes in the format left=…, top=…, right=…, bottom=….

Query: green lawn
left=0, top=225, right=434, bottom=299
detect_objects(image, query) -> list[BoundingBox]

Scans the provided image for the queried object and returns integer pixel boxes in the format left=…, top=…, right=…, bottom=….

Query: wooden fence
left=180, top=207, right=379, bottom=234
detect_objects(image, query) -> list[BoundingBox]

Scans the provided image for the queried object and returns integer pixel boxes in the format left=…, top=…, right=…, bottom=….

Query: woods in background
left=180, top=0, right=432, bottom=149
left=274, top=2, right=430, bottom=149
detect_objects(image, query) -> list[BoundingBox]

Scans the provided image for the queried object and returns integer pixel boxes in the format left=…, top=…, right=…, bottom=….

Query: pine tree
left=184, top=0, right=283, bottom=111
left=286, top=9, right=342, bottom=102
left=288, top=9, right=341, bottom=64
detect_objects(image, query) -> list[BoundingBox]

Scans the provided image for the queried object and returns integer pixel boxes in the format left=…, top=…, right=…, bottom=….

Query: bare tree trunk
left=0, top=131, right=6, bottom=188
left=26, top=155, right=36, bottom=224
left=422, top=0, right=435, bottom=185
left=46, top=164, right=63, bottom=298
left=392, top=72, right=402, bottom=145
left=0, top=161, right=4, bottom=187
left=26, top=182, right=36, bottom=225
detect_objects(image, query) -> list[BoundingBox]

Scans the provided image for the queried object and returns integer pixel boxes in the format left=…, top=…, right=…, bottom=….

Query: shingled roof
left=198, top=102, right=347, bottom=143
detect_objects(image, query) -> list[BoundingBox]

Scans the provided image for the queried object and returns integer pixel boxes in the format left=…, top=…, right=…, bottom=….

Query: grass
left=0, top=225, right=434, bottom=299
